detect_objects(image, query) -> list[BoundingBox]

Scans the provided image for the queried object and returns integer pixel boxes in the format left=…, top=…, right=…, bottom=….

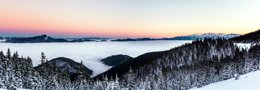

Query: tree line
left=0, top=38, right=260, bottom=90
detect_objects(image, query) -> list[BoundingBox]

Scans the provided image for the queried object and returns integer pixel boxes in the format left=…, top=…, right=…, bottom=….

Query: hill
left=101, top=55, right=133, bottom=66
left=35, top=57, right=92, bottom=81
left=5, top=35, right=69, bottom=43
left=230, top=29, right=260, bottom=43
left=95, top=38, right=260, bottom=89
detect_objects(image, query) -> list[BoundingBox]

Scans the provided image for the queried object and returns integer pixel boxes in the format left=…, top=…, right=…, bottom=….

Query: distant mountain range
left=5, top=34, right=69, bottom=43
left=112, top=33, right=240, bottom=41
left=3, top=34, right=110, bottom=43
left=1, top=33, right=240, bottom=43
left=66, top=37, right=109, bottom=42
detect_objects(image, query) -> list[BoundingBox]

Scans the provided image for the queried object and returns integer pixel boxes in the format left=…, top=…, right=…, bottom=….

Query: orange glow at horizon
left=0, top=0, right=259, bottom=38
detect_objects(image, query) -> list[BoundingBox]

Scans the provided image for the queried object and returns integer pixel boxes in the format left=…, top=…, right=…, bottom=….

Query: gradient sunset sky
left=0, top=0, right=259, bottom=38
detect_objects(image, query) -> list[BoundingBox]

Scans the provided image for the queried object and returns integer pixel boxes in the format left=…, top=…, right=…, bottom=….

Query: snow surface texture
left=0, top=40, right=191, bottom=76
left=190, top=70, right=260, bottom=90
left=234, top=43, right=253, bottom=51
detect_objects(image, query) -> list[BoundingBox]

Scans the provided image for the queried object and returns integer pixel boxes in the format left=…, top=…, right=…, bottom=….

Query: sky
left=0, top=0, right=259, bottom=38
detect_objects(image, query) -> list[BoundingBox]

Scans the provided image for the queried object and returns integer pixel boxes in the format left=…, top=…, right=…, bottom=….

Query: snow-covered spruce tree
left=0, top=50, right=44, bottom=89
left=40, top=52, right=46, bottom=64
left=123, top=67, right=136, bottom=90
left=0, top=51, right=6, bottom=89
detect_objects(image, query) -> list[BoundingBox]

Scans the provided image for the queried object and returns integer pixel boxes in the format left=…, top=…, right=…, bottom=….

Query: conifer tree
left=41, top=52, right=46, bottom=64
left=6, top=49, right=11, bottom=60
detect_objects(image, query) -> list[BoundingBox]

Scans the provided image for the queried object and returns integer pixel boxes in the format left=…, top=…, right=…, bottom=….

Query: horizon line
left=0, top=32, right=243, bottom=39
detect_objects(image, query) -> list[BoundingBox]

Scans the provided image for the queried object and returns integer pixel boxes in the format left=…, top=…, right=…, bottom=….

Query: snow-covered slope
left=190, top=70, right=260, bottom=90
left=234, top=43, right=253, bottom=51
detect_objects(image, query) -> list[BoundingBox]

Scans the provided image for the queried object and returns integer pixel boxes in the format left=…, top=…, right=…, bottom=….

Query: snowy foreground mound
left=191, top=70, right=260, bottom=90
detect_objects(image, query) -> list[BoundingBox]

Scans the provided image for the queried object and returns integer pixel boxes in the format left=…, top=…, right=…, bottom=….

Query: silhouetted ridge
left=94, top=50, right=170, bottom=80
left=230, top=29, right=260, bottom=43
left=35, top=57, right=92, bottom=81
left=5, top=34, right=69, bottom=43
left=101, top=55, right=133, bottom=66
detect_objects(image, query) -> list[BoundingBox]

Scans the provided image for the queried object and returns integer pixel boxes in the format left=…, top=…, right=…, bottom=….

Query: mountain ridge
left=1, top=33, right=240, bottom=43
left=112, top=33, right=240, bottom=41
left=229, top=29, right=260, bottom=43
left=5, top=34, right=69, bottom=43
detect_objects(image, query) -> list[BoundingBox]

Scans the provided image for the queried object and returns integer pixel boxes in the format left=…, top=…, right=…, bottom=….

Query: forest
left=1, top=31, right=260, bottom=90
